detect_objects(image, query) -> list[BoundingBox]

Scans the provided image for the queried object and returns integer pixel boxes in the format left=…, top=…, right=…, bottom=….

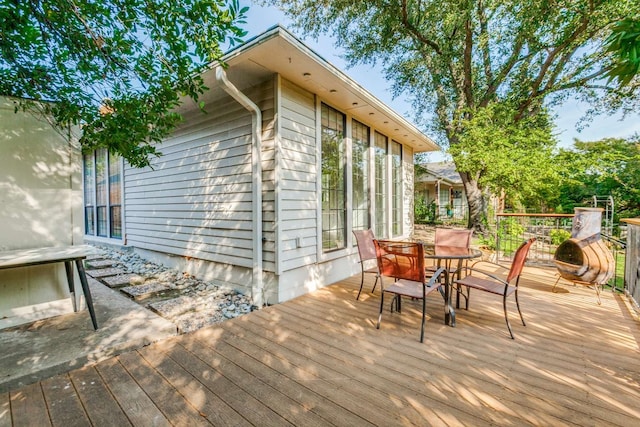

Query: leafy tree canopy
left=605, top=17, right=640, bottom=87
left=450, top=102, right=558, bottom=208
left=0, top=0, right=247, bottom=167
left=264, top=0, right=640, bottom=232
left=554, top=135, right=640, bottom=219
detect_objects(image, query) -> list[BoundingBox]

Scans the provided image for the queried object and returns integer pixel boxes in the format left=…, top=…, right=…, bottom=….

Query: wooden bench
left=0, top=245, right=99, bottom=329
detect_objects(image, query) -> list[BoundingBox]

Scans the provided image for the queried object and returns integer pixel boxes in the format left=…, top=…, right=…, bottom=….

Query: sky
left=239, top=2, right=640, bottom=161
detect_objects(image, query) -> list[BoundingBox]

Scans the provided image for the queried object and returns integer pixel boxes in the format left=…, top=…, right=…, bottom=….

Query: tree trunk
left=461, top=172, right=488, bottom=234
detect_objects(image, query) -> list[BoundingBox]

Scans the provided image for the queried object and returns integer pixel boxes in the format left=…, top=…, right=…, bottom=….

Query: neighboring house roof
left=416, top=162, right=462, bottom=186
left=178, top=25, right=440, bottom=153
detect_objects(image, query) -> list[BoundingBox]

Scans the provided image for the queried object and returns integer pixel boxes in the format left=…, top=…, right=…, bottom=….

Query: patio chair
left=353, top=229, right=380, bottom=300
left=453, top=238, right=536, bottom=339
left=426, top=228, right=473, bottom=273
left=374, top=239, right=450, bottom=343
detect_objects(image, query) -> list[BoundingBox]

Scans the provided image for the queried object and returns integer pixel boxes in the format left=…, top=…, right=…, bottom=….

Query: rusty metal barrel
left=553, top=208, right=614, bottom=285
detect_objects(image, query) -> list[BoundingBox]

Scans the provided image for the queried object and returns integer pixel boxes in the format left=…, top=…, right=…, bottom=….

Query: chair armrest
left=425, top=267, right=448, bottom=288
left=457, top=266, right=509, bottom=286
left=469, top=260, right=510, bottom=272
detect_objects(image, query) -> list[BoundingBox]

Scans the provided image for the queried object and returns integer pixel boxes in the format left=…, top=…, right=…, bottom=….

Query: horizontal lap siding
left=253, top=78, right=277, bottom=273
left=124, top=79, right=275, bottom=271
left=279, top=79, right=318, bottom=273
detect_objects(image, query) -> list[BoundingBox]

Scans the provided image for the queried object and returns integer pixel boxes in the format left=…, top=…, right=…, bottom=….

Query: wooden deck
left=2, top=266, right=639, bottom=426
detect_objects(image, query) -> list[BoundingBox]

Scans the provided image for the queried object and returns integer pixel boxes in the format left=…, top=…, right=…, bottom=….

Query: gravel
left=90, top=246, right=258, bottom=333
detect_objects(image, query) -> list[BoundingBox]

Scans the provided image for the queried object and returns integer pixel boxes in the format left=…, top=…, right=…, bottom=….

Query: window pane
left=352, top=120, right=370, bottom=232
left=95, top=149, right=107, bottom=207
left=96, top=206, right=107, bottom=237
left=95, top=149, right=108, bottom=237
left=109, top=152, right=122, bottom=238
left=110, top=206, right=122, bottom=239
left=83, top=154, right=95, bottom=235
left=392, top=141, right=402, bottom=236
left=84, top=207, right=95, bottom=235
left=109, top=152, right=121, bottom=205
left=374, top=132, right=387, bottom=238
left=321, top=104, right=346, bottom=251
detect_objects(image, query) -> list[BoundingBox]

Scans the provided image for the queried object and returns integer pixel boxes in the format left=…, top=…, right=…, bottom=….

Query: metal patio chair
left=426, top=228, right=473, bottom=273
left=352, top=229, right=380, bottom=300
left=454, top=238, right=536, bottom=339
left=374, top=239, right=450, bottom=343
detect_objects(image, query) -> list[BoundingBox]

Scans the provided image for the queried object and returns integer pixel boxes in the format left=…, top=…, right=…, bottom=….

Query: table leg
left=75, top=259, right=99, bottom=330
left=440, top=272, right=456, bottom=327
left=455, top=259, right=462, bottom=309
left=64, top=261, right=78, bottom=312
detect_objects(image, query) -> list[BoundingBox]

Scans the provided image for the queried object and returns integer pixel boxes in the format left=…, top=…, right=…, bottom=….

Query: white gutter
left=215, top=67, right=264, bottom=306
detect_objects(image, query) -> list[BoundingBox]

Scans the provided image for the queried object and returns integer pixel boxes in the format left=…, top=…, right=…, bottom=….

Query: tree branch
left=480, top=36, right=525, bottom=107
left=463, top=16, right=474, bottom=110
left=400, top=0, right=442, bottom=55
left=477, top=0, right=493, bottom=83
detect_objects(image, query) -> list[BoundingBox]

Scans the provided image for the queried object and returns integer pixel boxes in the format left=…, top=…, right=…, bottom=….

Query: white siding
left=124, top=79, right=275, bottom=288
left=278, top=79, right=318, bottom=273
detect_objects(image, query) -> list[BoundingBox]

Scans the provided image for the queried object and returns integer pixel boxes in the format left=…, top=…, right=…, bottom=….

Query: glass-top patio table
left=421, top=243, right=483, bottom=326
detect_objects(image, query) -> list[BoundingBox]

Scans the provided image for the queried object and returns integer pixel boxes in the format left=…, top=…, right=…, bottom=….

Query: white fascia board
left=219, top=26, right=440, bottom=153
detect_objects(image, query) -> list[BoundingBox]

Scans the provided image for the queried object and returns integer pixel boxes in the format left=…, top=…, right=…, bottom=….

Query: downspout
left=215, top=67, right=264, bottom=306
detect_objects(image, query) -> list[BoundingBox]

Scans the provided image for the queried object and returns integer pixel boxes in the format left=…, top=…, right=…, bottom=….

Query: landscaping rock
left=87, top=245, right=257, bottom=335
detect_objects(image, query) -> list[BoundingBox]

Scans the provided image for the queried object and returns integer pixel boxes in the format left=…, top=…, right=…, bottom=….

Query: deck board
left=69, top=366, right=132, bottom=427
left=116, top=351, right=210, bottom=426
left=41, top=374, right=90, bottom=427
left=2, top=267, right=639, bottom=426
left=95, top=358, right=170, bottom=427
left=9, top=382, right=51, bottom=427
left=156, top=340, right=293, bottom=426
left=137, top=344, right=251, bottom=427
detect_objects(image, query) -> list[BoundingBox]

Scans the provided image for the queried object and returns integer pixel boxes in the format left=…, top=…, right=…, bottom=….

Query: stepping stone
left=86, top=259, right=116, bottom=269
left=86, top=267, right=126, bottom=278
left=149, top=295, right=199, bottom=319
left=102, top=273, right=145, bottom=288
left=121, top=282, right=172, bottom=301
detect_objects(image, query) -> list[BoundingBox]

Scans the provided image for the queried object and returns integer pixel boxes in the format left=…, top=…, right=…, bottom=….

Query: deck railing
left=494, top=213, right=625, bottom=290
left=495, top=213, right=573, bottom=266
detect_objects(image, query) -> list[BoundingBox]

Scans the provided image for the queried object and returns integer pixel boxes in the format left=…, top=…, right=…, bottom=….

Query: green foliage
left=0, top=0, right=248, bottom=168
left=605, top=17, right=640, bottom=87
left=449, top=102, right=559, bottom=209
left=414, top=197, right=437, bottom=224
left=265, top=0, right=640, bottom=233
left=477, top=233, right=496, bottom=250
left=550, top=229, right=571, bottom=245
left=552, top=135, right=640, bottom=220
left=497, top=217, right=525, bottom=255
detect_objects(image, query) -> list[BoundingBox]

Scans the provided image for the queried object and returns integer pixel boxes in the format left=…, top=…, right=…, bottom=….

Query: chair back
left=374, top=240, right=425, bottom=283
left=353, top=229, right=377, bottom=262
left=507, top=238, right=536, bottom=283
left=434, top=228, right=473, bottom=248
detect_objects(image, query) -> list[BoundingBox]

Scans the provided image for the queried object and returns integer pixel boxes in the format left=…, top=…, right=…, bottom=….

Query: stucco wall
left=0, top=97, right=83, bottom=327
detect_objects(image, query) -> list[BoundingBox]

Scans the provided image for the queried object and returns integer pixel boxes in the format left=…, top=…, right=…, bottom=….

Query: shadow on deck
left=1, top=266, right=639, bottom=426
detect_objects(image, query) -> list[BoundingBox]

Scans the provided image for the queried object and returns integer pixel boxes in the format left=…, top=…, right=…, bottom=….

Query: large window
left=392, top=141, right=402, bottom=236
left=352, top=120, right=370, bottom=232
left=84, top=149, right=123, bottom=239
left=321, top=104, right=346, bottom=251
left=374, top=132, right=388, bottom=238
